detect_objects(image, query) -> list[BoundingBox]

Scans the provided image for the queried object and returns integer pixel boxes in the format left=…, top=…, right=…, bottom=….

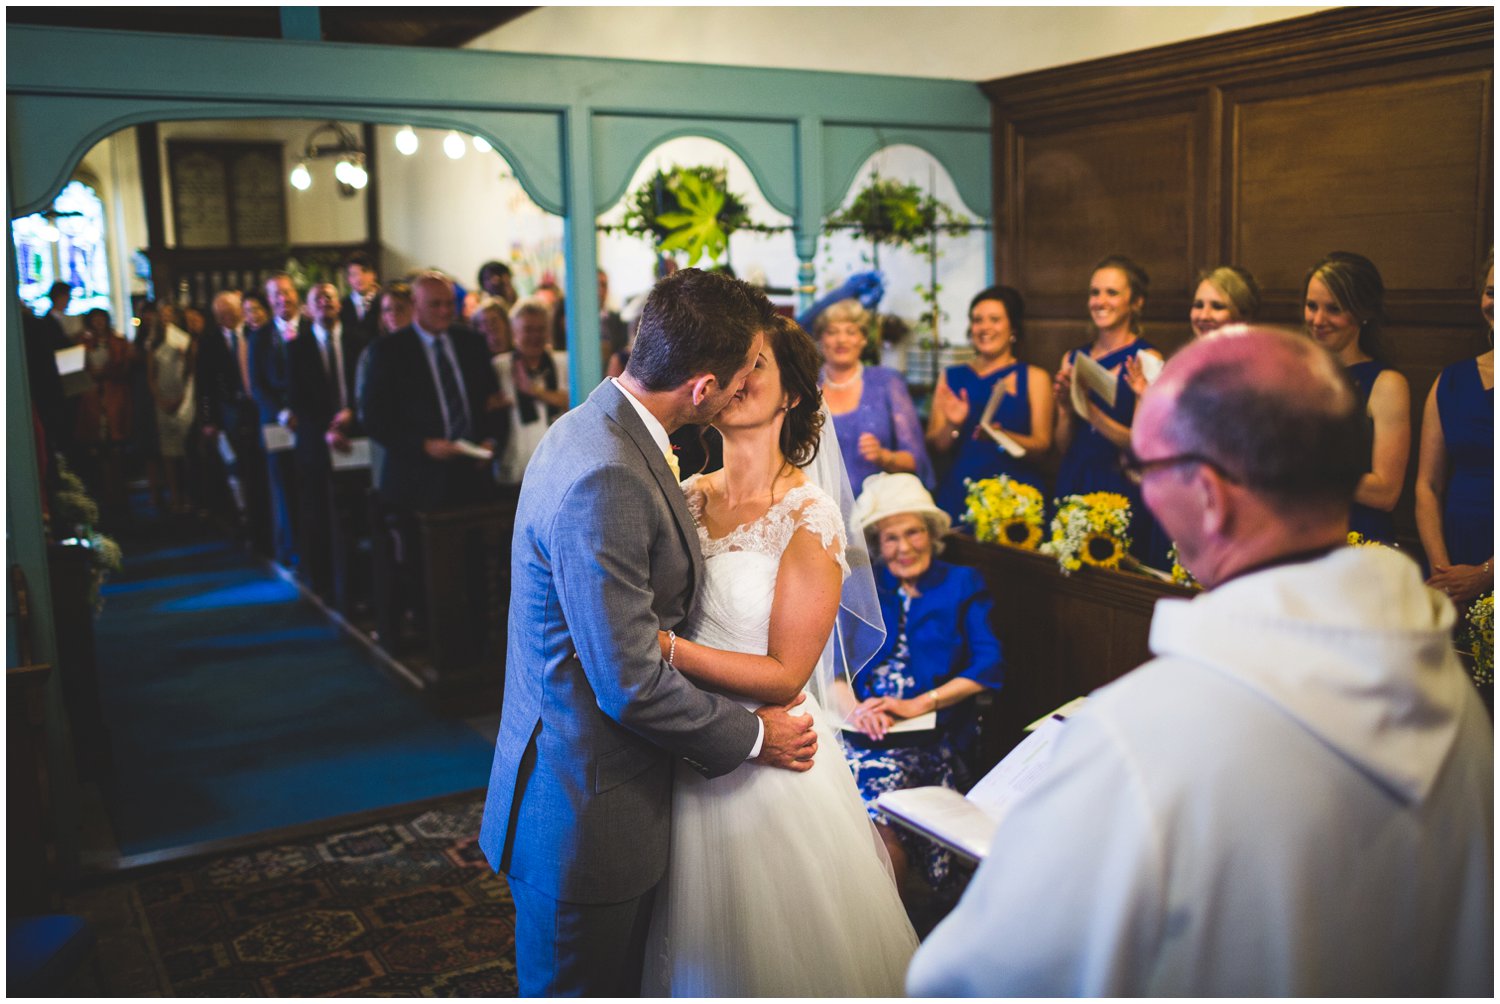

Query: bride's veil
left=803, top=399, right=885, bottom=725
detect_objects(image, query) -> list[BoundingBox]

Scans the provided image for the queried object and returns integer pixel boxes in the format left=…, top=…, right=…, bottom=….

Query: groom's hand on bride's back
left=753, top=694, right=818, bottom=772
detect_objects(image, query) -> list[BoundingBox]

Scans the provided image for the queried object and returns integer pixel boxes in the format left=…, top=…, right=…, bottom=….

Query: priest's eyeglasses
left=1117, top=446, right=1241, bottom=486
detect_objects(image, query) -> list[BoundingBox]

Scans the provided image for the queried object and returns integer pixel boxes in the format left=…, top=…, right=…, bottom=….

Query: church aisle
left=92, top=508, right=495, bottom=859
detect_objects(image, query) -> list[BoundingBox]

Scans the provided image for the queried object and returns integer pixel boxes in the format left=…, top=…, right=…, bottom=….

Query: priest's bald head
left=1131, top=326, right=1365, bottom=588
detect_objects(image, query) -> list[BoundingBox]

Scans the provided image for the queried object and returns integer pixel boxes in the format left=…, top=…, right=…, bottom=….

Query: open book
left=874, top=697, right=1086, bottom=862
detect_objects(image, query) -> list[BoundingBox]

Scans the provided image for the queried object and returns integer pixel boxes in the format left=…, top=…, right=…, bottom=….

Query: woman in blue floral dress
left=843, top=474, right=1004, bottom=896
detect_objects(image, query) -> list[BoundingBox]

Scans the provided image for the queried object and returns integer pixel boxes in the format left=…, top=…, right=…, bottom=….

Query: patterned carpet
left=66, top=795, right=517, bottom=996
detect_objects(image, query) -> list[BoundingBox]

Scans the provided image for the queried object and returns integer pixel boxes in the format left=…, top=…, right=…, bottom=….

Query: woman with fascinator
left=641, top=316, right=917, bottom=996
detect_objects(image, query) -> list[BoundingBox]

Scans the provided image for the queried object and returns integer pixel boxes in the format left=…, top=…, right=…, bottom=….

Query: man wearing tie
left=341, top=252, right=382, bottom=342
left=251, top=272, right=307, bottom=568
left=288, top=282, right=368, bottom=604
left=363, top=273, right=506, bottom=654
left=362, top=272, right=504, bottom=513
left=197, top=290, right=271, bottom=556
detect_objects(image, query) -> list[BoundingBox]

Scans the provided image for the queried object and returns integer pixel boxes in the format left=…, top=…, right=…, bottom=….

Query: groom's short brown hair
left=627, top=268, right=776, bottom=391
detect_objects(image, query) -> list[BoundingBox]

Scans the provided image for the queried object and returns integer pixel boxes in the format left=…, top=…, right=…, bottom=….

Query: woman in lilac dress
left=1416, top=257, right=1494, bottom=602
left=815, top=299, right=933, bottom=491
left=928, top=286, right=1054, bottom=522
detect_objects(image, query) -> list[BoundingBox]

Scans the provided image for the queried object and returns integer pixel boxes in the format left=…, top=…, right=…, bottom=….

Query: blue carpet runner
left=94, top=516, right=494, bottom=856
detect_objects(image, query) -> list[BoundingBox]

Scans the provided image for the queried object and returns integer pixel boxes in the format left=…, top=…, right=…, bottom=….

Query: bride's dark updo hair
left=766, top=315, right=826, bottom=469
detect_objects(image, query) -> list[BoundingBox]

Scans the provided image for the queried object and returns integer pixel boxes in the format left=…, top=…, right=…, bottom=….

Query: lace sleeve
left=791, top=486, right=851, bottom=579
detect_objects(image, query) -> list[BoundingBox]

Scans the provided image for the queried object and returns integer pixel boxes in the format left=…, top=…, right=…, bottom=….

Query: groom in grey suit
left=479, top=269, right=819, bottom=995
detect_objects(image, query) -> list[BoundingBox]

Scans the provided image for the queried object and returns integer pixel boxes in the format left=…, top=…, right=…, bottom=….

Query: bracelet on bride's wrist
left=667, top=630, right=678, bottom=668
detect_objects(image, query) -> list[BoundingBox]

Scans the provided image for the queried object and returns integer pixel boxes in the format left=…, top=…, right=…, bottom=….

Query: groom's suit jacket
left=479, top=379, right=760, bottom=903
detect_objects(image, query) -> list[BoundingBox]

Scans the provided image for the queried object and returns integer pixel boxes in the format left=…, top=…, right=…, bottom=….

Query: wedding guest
left=1053, top=255, right=1166, bottom=565
left=909, top=326, right=1493, bottom=996
left=928, top=286, right=1053, bottom=521
left=149, top=302, right=198, bottom=514
left=341, top=251, right=382, bottom=341
left=535, top=279, right=567, bottom=350
left=243, top=291, right=271, bottom=332
left=287, top=282, right=367, bottom=602
left=1125, top=265, right=1261, bottom=395
left=598, top=268, right=629, bottom=361
left=73, top=307, right=133, bottom=519
left=197, top=290, right=271, bottom=555
left=127, top=300, right=161, bottom=508
left=1416, top=256, right=1493, bottom=601
left=478, top=259, right=517, bottom=309
left=844, top=473, right=1003, bottom=897
left=494, top=299, right=569, bottom=485
left=472, top=296, right=513, bottom=356
left=1304, top=251, right=1409, bottom=543
left=816, top=299, right=932, bottom=492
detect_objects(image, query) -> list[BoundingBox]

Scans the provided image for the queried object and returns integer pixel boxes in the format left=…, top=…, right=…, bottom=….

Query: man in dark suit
left=362, top=272, right=504, bottom=512
left=197, top=290, right=271, bottom=556
left=340, top=251, right=382, bottom=343
left=249, top=272, right=306, bottom=568
left=287, top=282, right=367, bottom=604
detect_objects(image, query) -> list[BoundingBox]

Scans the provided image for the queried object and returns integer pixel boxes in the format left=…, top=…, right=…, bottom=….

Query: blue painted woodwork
left=5, top=22, right=992, bottom=872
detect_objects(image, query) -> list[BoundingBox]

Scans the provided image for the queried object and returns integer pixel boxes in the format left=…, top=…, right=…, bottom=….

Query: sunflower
left=1000, top=517, right=1043, bottom=551
left=1040, top=492, right=1133, bottom=576
left=1080, top=531, right=1125, bottom=568
left=963, top=475, right=1046, bottom=551
left=1167, top=544, right=1200, bottom=589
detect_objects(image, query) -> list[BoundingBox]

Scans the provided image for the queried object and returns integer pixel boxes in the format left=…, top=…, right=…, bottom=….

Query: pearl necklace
left=822, top=364, right=863, bottom=390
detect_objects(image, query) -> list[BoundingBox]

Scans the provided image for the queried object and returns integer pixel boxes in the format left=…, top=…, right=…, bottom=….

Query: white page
left=840, top=709, right=937, bottom=736
left=876, top=787, right=997, bottom=861
left=453, top=438, right=494, bottom=461
left=1072, top=351, right=1118, bottom=412
left=1136, top=351, right=1165, bottom=385
left=261, top=423, right=294, bottom=453
left=963, top=714, right=1067, bottom=823
left=976, top=378, right=1026, bottom=456
left=54, top=344, right=85, bottom=375
left=331, top=436, right=371, bottom=471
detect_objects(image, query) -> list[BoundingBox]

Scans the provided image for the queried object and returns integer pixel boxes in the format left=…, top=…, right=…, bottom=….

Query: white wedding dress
left=641, top=480, right=919, bottom=997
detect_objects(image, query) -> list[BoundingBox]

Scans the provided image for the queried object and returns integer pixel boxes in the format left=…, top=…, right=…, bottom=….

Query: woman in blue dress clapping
left=1304, top=252, right=1410, bottom=543
left=1053, top=255, right=1165, bottom=564
left=928, top=286, right=1054, bottom=522
left=1416, top=256, right=1493, bottom=601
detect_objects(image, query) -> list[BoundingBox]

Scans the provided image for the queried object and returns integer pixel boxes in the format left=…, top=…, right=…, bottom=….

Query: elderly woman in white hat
left=844, top=472, right=1005, bottom=899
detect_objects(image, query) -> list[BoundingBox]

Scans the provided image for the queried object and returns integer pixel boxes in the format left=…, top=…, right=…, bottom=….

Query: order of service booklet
left=874, top=697, right=1085, bottom=862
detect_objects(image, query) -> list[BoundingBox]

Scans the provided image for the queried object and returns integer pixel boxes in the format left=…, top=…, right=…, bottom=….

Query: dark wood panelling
left=983, top=7, right=1493, bottom=554
left=1233, top=70, right=1491, bottom=319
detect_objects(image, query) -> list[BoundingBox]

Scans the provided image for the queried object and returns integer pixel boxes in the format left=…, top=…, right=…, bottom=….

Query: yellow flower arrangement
left=1346, top=531, right=1386, bottom=548
left=1041, top=492, right=1133, bottom=575
left=963, top=476, right=1046, bottom=551
left=1167, top=544, right=1200, bottom=589
left=1464, top=594, right=1493, bottom=687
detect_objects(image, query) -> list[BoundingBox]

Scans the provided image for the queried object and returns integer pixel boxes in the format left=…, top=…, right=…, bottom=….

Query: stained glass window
left=11, top=179, right=111, bottom=317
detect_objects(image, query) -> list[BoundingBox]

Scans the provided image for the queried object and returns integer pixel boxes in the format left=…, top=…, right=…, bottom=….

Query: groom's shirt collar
left=611, top=378, right=671, bottom=456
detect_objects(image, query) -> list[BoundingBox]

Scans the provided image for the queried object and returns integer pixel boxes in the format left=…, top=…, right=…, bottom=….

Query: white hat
left=852, top=473, right=951, bottom=538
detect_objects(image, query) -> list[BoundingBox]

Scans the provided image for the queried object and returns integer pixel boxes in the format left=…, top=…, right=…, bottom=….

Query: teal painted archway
left=7, top=23, right=990, bottom=867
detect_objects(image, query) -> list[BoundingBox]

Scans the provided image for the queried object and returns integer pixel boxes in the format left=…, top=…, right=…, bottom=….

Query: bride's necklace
left=822, top=364, right=863, bottom=390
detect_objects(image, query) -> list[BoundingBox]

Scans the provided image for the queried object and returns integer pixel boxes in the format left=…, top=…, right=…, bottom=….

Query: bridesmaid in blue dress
left=1416, top=257, right=1494, bottom=602
left=1304, top=252, right=1410, bottom=543
left=1053, top=255, right=1167, bottom=566
left=816, top=299, right=933, bottom=491
left=928, top=285, right=1055, bottom=522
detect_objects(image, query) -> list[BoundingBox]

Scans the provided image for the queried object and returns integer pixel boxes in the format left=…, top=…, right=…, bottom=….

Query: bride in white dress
left=641, top=317, right=918, bottom=997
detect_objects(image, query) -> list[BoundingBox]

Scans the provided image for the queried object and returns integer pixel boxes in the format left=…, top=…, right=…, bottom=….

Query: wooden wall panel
left=1233, top=71, right=1491, bottom=311
left=982, top=7, right=1492, bottom=554
left=1018, top=110, right=1199, bottom=314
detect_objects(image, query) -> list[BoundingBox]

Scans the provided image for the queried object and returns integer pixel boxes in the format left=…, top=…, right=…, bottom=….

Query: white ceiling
left=466, top=5, right=1334, bottom=82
